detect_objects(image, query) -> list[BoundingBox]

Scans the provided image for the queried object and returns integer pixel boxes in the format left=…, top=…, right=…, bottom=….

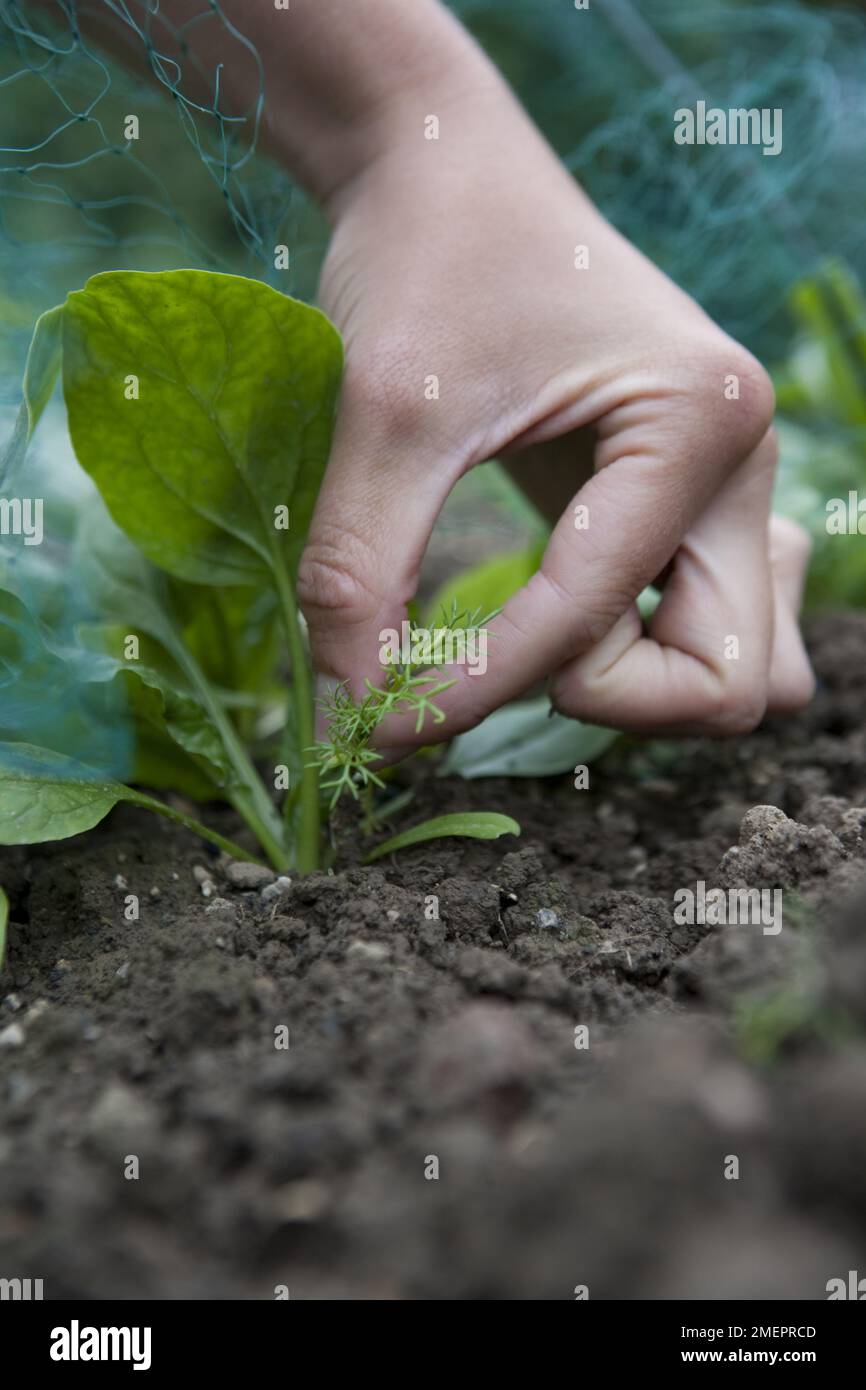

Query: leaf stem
left=272, top=555, right=320, bottom=874
left=169, top=641, right=290, bottom=871
left=126, top=790, right=268, bottom=864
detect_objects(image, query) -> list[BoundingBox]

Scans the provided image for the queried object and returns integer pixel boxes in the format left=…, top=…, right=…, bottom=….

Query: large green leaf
left=365, top=811, right=520, bottom=863
left=0, top=304, right=63, bottom=488
left=70, top=518, right=287, bottom=863
left=61, top=271, right=337, bottom=870
left=1, top=540, right=239, bottom=802
left=131, top=728, right=224, bottom=802
left=169, top=581, right=281, bottom=714
left=78, top=622, right=235, bottom=788
left=0, top=584, right=134, bottom=770
left=439, top=695, right=619, bottom=779
left=62, top=270, right=343, bottom=586
left=787, top=261, right=866, bottom=429
left=73, top=508, right=183, bottom=652
left=0, top=742, right=258, bottom=860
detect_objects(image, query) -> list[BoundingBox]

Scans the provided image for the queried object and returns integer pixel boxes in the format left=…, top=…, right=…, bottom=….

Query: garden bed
left=1, top=611, right=865, bottom=1300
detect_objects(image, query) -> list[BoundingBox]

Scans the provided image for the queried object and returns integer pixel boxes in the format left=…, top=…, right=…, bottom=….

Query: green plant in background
left=731, top=893, right=858, bottom=1067
left=774, top=259, right=866, bottom=609
left=0, top=270, right=520, bottom=885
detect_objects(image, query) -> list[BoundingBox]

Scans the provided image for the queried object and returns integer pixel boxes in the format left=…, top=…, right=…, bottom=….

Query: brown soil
left=1, top=612, right=865, bottom=1300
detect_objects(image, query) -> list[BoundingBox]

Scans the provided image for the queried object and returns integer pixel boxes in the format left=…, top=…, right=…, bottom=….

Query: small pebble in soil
left=271, top=1178, right=331, bottom=1223
left=2, top=994, right=22, bottom=1012
left=346, top=939, right=391, bottom=963
left=87, top=1083, right=158, bottom=1155
left=0, top=1023, right=25, bottom=1048
left=261, top=876, right=292, bottom=904
left=205, top=897, right=236, bottom=916
left=699, top=1064, right=766, bottom=1130
left=115, top=962, right=131, bottom=982
left=739, top=805, right=791, bottom=844
left=150, top=886, right=160, bottom=899
left=7, top=1073, right=35, bottom=1105
left=113, top=873, right=128, bottom=891
left=224, top=860, right=276, bottom=890
left=193, top=865, right=217, bottom=897
left=535, top=907, right=561, bottom=932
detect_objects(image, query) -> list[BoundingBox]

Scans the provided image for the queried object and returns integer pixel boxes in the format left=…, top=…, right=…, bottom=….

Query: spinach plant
left=0, top=271, right=518, bottom=877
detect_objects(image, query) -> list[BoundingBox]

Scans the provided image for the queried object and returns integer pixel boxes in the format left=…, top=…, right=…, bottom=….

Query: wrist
left=270, top=1, right=507, bottom=218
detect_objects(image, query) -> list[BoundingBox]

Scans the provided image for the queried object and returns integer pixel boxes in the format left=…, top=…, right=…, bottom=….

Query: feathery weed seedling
left=309, top=603, right=496, bottom=809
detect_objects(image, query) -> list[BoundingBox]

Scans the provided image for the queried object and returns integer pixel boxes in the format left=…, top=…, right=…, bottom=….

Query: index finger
left=374, top=371, right=773, bottom=750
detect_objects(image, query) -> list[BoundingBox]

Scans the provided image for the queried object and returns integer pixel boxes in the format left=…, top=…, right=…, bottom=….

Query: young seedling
left=309, top=601, right=496, bottom=806
left=0, top=271, right=519, bottom=890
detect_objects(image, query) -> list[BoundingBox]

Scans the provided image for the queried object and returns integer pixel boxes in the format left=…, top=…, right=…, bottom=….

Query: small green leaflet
left=365, top=811, right=520, bottom=863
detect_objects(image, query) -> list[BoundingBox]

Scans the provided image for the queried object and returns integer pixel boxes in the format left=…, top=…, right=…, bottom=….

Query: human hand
left=297, top=21, right=815, bottom=753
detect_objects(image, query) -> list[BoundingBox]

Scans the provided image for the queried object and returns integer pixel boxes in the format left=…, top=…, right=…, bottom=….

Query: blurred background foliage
left=0, top=0, right=864, bottom=613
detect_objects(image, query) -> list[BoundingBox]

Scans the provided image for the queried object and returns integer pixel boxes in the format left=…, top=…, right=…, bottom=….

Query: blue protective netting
left=1, top=0, right=865, bottom=380
left=0, top=0, right=327, bottom=396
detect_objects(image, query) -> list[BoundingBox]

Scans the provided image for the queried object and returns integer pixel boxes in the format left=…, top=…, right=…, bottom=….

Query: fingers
left=540, top=465, right=814, bottom=738
left=297, top=359, right=456, bottom=724
left=548, top=431, right=779, bottom=736
left=766, top=515, right=816, bottom=713
left=375, top=344, right=776, bottom=748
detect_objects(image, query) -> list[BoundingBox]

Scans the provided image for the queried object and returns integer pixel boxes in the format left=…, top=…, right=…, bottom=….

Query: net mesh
left=453, top=0, right=866, bottom=361
left=0, top=0, right=328, bottom=396
left=1, top=0, right=865, bottom=378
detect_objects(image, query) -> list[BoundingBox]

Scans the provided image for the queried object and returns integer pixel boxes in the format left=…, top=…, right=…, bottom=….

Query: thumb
left=296, top=370, right=454, bottom=727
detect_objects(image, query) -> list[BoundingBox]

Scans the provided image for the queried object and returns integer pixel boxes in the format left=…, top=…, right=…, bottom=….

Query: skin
left=51, top=0, right=817, bottom=748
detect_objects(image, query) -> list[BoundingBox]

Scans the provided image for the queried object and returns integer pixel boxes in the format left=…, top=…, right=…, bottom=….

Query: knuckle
left=717, top=346, right=776, bottom=452
left=773, top=665, right=817, bottom=712
left=548, top=678, right=584, bottom=722
left=673, top=340, right=776, bottom=466
left=536, top=568, right=630, bottom=652
left=297, top=531, right=380, bottom=627
left=770, top=514, right=813, bottom=565
left=341, top=344, right=431, bottom=446
left=548, top=664, right=605, bottom=724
